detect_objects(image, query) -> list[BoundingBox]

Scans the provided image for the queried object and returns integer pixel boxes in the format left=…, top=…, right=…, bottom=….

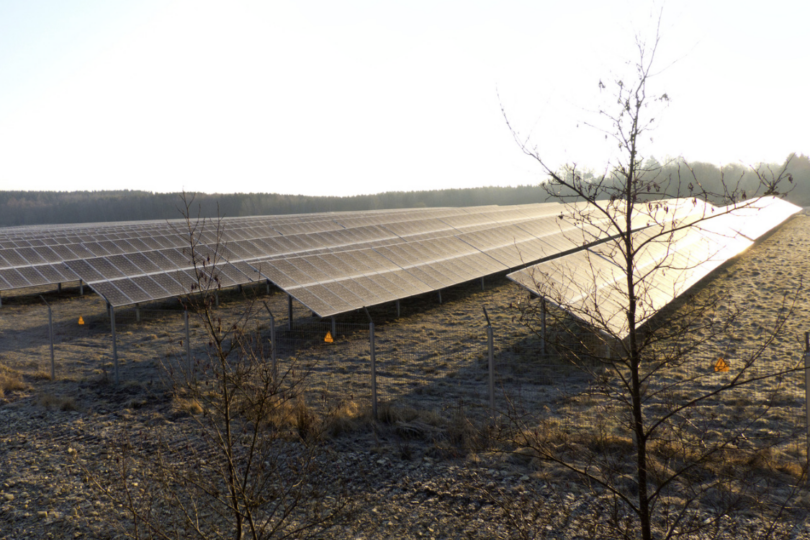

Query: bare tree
left=81, top=194, right=352, bottom=539
left=502, top=15, right=804, bottom=540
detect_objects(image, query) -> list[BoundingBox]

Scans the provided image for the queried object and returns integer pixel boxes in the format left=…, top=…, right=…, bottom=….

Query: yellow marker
left=324, top=331, right=334, bottom=343
left=78, top=316, right=85, bottom=325
left=714, top=357, right=729, bottom=372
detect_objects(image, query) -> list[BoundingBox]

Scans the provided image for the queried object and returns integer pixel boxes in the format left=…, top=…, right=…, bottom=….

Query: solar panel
left=86, top=258, right=126, bottom=280
left=114, top=279, right=152, bottom=303
left=0, top=269, right=29, bottom=289
left=151, top=272, right=187, bottom=296
left=305, top=284, right=354, bottom=312
left=256, top=262, right=302, bottom=289
left=90, top=281, right=132, bottom=306
left=507, top=198, right=800, bottom=338
left=130, top=275, right=171, bottom=298
left=286, top=286, right=335, bottom=316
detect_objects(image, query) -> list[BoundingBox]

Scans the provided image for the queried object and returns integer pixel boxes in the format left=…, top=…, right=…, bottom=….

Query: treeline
left=1, top=154, right=807, bottom=227
left=658, top=153, right=810, bottom=206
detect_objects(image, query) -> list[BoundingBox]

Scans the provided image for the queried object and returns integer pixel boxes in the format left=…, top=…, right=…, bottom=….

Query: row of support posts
left=30, top=281, right=89, bottom=379
left=100, top=279, right=276, bottom=387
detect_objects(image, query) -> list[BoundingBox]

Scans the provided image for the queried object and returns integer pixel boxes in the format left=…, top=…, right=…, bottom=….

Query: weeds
left=36, top=393, right=79, bottom=411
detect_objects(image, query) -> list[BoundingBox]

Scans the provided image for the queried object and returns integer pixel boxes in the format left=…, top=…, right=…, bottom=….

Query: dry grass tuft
left=0, top=366, right=28, bottom=397
left=294, top=398, right=319, bottom=441
left=36, top=393, right=79, bottom=411
left=172, top=395, right=203, bottom=416
left=261, top=396, right=326, bottom=442
left=322, top=399, right=366, bottom=437
left=29, top=370, right=53, bottom=381
left=743, top=447, right=804, bottom=479
left=446, top=405, right=490, bottom=452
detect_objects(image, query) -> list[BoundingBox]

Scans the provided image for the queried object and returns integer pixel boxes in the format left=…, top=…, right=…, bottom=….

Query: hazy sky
left=0, top=0, right=807, bottom=196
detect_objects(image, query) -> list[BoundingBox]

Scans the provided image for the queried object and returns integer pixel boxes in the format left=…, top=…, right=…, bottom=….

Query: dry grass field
left=2, top=212, right=810, bottom=538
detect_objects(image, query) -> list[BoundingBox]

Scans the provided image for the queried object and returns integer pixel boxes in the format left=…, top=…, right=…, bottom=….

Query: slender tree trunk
left=625, top=120, right=652, bottom=540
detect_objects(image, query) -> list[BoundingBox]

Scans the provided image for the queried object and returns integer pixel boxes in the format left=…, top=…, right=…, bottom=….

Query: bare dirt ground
left=2, top=213, right=810, bottom=539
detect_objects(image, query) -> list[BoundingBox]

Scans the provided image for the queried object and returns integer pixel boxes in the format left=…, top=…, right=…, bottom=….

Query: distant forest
left=1, top=154, right=808, bottom=227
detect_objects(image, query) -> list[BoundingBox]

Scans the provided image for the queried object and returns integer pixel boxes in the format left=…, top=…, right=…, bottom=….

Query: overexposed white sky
left=0, top=0, right=807, bottom=196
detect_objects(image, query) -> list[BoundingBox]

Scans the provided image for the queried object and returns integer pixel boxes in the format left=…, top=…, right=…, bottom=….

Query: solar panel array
left=0, top=202, right=622, bottom=315
left=507, top=197, right=802, bottom=339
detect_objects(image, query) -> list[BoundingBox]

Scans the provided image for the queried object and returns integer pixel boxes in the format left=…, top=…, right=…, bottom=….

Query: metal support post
left=215, top=290, right=219, bottom=308
left=0, top=294, right=3, bottom=307
left=135, top=303, right=140, bottom=323
left=331, top=316, right=336, bottom=338
left=288, top=294, right=293, bottom=331
left=266, top=279, right=271, bottom=295
left=438, top=290, right=442, bottom=304
left=237, top=284, right=243, bottom=293
left=41, top=296, right=55, bottom=380
left=370, top=322, right=378, bottom=421
left=396, top=300, right=400, bottom=318
left=541, top=296, right=547, bottom=356
left=111, top=305, right=119, bottom=385
left=79, top=279, right=84, bottom=296
left=487, top=325, right=494, bottom=415
left=185, top=310, right=192, bottom=383
left=57, top=283, right=62, bottom=293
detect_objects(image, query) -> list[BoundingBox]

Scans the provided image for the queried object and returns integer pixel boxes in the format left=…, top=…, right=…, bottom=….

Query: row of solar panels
left=507, top=197, right=802, bottom=339
left=80, top=210, right=616, bottom=314
left=0, top=203, right=557, bottom=246
left=0, top=202, right=607, bottom=313
left=0, top=203, right=585, bottom=295
left=3, top=198, right=734, bottom=320
left=0, top=203, right=561, bottom=261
